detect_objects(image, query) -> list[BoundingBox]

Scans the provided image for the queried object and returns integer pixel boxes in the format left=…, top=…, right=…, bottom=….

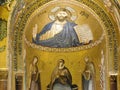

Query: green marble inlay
left=0, top=45, right=6, bottom=52
left=0, top=19, right=7, bottom=41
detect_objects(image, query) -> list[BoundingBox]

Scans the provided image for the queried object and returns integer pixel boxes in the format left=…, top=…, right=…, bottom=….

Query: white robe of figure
left=82, top=61, right=95, bottom=90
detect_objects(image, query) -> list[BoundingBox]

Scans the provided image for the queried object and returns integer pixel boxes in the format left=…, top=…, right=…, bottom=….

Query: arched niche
left=8, top=0, right=120, bottom=90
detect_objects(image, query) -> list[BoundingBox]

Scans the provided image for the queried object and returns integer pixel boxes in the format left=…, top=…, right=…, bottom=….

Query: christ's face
left=56, top=11, right=68, bottom=22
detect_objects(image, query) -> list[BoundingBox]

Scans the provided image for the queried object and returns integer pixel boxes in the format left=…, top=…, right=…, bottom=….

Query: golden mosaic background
left=24, top=0, right=107, bottom=90
left=0, top=0, right=119, bottom=90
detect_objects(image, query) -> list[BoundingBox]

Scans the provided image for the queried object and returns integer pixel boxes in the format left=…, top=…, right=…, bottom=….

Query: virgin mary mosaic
left=32, top=7, right=93, bottom=48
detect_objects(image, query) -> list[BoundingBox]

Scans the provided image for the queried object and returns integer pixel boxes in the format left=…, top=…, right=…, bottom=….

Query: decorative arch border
left=8, top=0, right=118, bottom=74
left=7, top=1, right=119, bottom=90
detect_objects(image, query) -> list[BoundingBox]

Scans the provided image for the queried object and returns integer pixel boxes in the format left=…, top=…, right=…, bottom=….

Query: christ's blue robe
left=33, top=21, right=81, bottom=48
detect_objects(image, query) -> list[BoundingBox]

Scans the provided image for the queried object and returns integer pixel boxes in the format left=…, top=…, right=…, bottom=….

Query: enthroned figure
left=48, top=59, right=78, bottom=90
left=82, top=57, right=95, bottom=90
